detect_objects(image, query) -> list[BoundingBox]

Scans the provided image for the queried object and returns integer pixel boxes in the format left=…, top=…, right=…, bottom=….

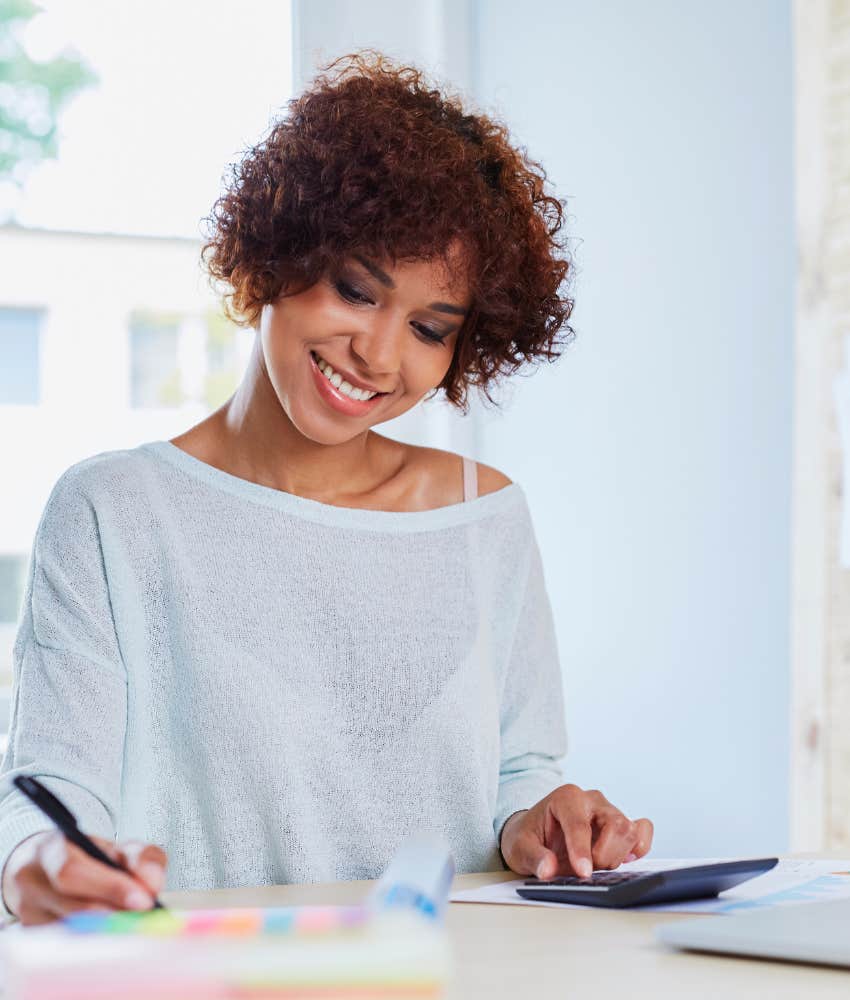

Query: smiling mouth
left=310, top=350, right=390, bottom=401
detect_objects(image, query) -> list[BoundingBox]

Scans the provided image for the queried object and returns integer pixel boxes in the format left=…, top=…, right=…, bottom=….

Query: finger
left=16, top=899, right=58, bottom=926
left=10, top=866, right=63, bottom=926
left=39, top=834, right=154, bottom=911
left=549, top=805, right=593, bottom=878
left=46, top=895, right=116, bottom=918
left=584, top=788, right=613, bottom=810
left=631, top=818, right=654, bottom=859
left=115, top=841, right=167, bottom=895
left=591, top=811, right=638, bottom=870
left=10, top=861, right=110, bottom=925
left=507, top=829, right=560, bottom=880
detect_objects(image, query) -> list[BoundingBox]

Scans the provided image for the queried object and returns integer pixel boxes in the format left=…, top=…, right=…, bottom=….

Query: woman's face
left=259, top=247, right=470, bottom=445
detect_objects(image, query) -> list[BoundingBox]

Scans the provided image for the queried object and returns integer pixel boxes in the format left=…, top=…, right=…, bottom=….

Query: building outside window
left=0, top=226, right=249, bottom=694
left=0, top=555, right=28, bottom=743
left=0, top=0, right=291, bottom=721
left=204, top=311, right=243, bottom=410
left=0, top=555, right=27, bottom=629
left=0, top=307, right=43, bottom=406
left=129, top=310, right=184, bottom=409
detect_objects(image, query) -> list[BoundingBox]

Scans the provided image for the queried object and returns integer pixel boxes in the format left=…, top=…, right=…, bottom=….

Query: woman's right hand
left=1, top=830, right=167, bottom=925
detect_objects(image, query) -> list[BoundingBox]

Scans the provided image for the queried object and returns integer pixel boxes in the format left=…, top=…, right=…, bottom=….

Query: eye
left=334, top=280, right=373, bottom=305
left=412, top=323, right=448, bottom=345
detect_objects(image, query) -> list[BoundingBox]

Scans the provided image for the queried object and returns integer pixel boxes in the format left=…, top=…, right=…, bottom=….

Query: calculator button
left=523, top=871, right=647, bottom=888
left=523, top=878, right=593, bottom=887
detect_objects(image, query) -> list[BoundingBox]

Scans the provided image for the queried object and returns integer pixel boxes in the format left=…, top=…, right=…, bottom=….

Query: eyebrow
left=351, top=254, right=468, bottom=317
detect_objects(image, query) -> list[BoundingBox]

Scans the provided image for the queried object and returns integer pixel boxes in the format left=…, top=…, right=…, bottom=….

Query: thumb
left=532, top=846, right=559, bottom=881
left=507, top=830, right=558, bottom=880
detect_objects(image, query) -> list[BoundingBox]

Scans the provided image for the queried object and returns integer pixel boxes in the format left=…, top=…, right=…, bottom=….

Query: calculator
left=516, top=857, right=778, bottom=908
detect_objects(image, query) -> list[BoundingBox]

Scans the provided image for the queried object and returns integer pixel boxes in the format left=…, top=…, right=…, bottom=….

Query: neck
left=212, top=335, right=393, bottom=504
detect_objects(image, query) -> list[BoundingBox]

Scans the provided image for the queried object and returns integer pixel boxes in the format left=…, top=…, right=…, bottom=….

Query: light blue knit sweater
left=0, top=441, right=566, bottom=909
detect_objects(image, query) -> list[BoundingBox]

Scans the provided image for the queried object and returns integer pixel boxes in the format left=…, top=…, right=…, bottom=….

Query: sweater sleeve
left=0, top=470, right=128, bottom=916
left=493, top=521, right=567, bottom=846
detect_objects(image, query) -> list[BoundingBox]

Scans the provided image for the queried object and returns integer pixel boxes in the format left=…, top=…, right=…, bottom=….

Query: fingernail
left=536, top=861, right=548, bottom=880
left=139, top=862, right=164, bottom=893
left=125, top=888, right=153, bottom=910
left=576, top=859, right=592, bottom=879
left=625, top=853, right=637, bottom=863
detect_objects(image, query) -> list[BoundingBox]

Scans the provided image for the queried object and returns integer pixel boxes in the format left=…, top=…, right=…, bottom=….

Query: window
left=204, top=311, right=242, bottom=409
left=0, top=555, right=25, bottom=748
left=129, top=311, right=183, bottom=409
left=0, top=554, right=28, bottom=626
left=0, top=554, right=28, bottom=695
left=0, top=308, right=42, bottom=405
left=1, top=0, right=291, bottom=733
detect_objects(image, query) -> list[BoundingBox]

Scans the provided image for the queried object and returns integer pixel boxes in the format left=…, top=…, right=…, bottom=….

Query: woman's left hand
left=499, top=784, right=654, bottom=880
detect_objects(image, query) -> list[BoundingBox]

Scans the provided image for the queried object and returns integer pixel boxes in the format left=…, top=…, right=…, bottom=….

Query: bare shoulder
left=396, top=442, right=513, bottom=507
left=474, top=460, right=514, bottom=496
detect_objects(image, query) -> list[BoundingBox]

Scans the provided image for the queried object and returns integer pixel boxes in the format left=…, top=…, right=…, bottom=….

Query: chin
left=285, top=407, right=371, bottom=447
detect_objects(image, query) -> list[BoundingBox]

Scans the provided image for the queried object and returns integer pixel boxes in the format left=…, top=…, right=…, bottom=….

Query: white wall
left=475, top=1, right=793, bottom=856
left=291, top=0, right=794, bottom=857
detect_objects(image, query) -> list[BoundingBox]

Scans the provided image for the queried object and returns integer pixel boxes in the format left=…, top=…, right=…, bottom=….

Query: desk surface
left=165, top=868, right=850, bottom=999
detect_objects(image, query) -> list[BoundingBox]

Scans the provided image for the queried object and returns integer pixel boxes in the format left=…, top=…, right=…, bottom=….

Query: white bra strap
left=462, top=456, right=478, bottom=502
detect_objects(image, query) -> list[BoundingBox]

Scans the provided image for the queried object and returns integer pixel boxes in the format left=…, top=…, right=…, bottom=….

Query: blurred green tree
left=0, top=0, right=95, bottom=183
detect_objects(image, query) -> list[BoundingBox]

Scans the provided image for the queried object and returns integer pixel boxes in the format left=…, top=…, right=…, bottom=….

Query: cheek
left=406, top=332, right=457, bottom=382
left=259, top=314, right=303, bottom=406
left=415, top=344, right=455, bottom=389
left=387, top=354, right=452, bottom=412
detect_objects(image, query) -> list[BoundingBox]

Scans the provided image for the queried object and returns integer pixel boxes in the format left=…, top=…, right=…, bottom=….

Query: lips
left=309, top=350, right=388, bottom=416
left=310, top=350, right=388, bottom=396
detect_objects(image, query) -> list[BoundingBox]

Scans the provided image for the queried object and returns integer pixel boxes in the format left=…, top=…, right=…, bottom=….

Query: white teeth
left=313, top=352, right=378, bottom=401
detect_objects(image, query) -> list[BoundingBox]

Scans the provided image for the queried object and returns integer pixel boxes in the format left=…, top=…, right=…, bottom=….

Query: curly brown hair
left=202, top=51, right=574, bottom=411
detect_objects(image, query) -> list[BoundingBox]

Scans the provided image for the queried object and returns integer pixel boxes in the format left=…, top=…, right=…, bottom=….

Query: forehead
left=357, top=239, right=472, bottom=305
left=400, top=258, right=469, bottom=303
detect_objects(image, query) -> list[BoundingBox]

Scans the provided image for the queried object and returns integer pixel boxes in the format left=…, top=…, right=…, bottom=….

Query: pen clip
left=13, top=775, right=78, bottom=831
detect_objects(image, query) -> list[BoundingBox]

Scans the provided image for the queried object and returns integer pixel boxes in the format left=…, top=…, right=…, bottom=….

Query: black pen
left=12, top=775, right=165, bottom=910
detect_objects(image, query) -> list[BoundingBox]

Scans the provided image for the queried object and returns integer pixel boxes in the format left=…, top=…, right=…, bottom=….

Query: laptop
left=657, top=899, right=850, bottom=968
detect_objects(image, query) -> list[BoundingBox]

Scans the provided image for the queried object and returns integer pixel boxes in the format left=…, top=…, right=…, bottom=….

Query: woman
left=0, top=53, right=653, bottom=924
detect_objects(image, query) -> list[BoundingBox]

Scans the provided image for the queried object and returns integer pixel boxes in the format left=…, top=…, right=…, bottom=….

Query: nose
left=349, top=314, right=406, bottom=378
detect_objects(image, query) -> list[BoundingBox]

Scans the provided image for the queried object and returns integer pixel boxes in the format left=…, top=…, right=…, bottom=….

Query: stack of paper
left=1, top=907, right=448, bottom=999
left=0, top=835, right=455, bottom=999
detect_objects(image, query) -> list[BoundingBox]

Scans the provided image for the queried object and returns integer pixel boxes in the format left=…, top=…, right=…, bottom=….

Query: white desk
left=167, top=866, right=850, bottom=999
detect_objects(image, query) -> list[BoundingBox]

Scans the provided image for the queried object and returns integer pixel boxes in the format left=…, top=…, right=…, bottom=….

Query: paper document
left=450, top=858, right=850, bottom=914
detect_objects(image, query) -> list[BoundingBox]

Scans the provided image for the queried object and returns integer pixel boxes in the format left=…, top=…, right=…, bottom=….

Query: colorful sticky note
left=216, top=910, right=263, bottom=935
left=136, top=910, right=183, bottom=936
left=261, top=909, right=296, bottom=933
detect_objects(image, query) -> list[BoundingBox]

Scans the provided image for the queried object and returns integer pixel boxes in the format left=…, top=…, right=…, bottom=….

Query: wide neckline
left=140, top=440, right=525, bottom=533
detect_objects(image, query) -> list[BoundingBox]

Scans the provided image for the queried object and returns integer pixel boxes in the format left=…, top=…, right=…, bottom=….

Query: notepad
left=2, top=909, right=448, bottom=999
left=0, top=835, right=455, bottom=1000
